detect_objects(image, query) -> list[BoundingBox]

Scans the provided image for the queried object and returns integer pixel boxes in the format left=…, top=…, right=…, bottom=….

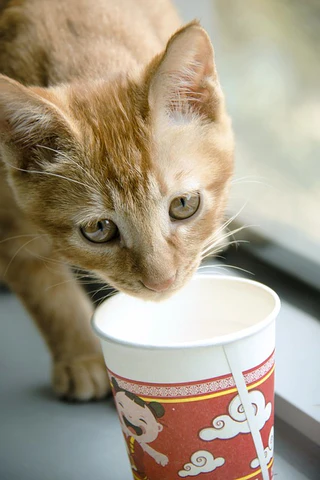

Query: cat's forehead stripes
left=70, top=80, right=149, bottom=159
left=105, top=172, right=161, bottom=214
left=68, top=79, right=156, bottom=181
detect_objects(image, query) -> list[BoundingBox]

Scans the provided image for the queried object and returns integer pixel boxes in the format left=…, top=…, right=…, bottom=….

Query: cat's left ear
left=147, top=21, right=223, bottom=122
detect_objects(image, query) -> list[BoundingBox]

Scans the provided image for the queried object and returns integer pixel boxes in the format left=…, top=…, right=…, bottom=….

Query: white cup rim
left=92, top=275, right=281, bottom=350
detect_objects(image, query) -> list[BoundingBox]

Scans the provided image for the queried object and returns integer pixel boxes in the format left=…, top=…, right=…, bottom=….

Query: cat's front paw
left=52, top=354, right=110, bottom=401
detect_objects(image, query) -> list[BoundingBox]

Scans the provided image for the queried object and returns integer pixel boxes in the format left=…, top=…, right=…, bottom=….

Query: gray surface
left=0, top=292, right=132, bottom=480
left=1, top=291, right=319, bottom=480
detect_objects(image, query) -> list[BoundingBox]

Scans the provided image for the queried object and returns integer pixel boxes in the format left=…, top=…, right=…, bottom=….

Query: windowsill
left=274, top=300, right=320, bottom=446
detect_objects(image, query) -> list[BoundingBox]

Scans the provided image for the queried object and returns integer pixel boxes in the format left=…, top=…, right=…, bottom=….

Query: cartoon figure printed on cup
left=111, top=378, right=168, bottom=479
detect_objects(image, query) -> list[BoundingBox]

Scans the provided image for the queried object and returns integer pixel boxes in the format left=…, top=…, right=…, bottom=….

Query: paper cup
left=92, top=275, right=280, bottom=480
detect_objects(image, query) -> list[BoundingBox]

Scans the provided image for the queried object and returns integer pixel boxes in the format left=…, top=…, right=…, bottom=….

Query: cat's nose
left=142, top=274, right=176, bottom=292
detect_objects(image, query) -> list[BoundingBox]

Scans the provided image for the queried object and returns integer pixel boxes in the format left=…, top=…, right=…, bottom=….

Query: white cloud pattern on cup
left=199, top=390, right=272, bottom=441
left=250, top=425, right=274, bottom=469
left=178, top=450, right=225, bottom=477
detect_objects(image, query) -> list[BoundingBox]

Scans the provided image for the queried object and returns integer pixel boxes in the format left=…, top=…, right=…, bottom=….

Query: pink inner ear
left=149, top=25, right=221, bottom=120
left=167, top=52, right=215, bottom=116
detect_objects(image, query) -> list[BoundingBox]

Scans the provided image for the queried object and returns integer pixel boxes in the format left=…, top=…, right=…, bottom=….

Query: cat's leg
left=0, top=234, right=109, bottom=401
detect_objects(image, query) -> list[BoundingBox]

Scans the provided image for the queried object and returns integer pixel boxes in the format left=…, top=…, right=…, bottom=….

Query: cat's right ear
left=146, top=21, right=223, bottom=124
left=0, top=75, right=77, bottom=170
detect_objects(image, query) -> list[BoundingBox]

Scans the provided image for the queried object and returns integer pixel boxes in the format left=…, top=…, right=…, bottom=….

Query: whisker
left=6, top=162, right=92, bottom=189
left=45, top=277, right=103, bottom=291
left=214, top=202, right=249, bottom=235
left=0, top=233, right=49, bottom=245
left=36, top=144, right=102, bottom=191
left=232, top=174, right=269, bottom=184
left=90, top=283, right=113, bottom=299
left=201, top=225, right=254, bottom=257
left=197, top=264, right=254, bottom=276
left=201, top=202, right=250, bottom=253
left=219, top=225, right=257, bottom=242
left=202, top=238, right=250, bottom=255
left=24, top=248, right=103, bottom=287
left=201, top=254, right=226, bottom=262
left=197, top=265, right=231, bottom=275
left=201, top=240, right=250, bottom=261
left=4, top=236, right=45, bottom=276
left=44, top=278, right=77, bottom=291
left=91, top=287, right=118, bottom=305
left=25, top=249, right=69, bottom=267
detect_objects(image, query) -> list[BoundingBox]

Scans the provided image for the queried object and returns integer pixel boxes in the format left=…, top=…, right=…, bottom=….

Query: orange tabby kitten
left=0, top=0, right=234, bottom=400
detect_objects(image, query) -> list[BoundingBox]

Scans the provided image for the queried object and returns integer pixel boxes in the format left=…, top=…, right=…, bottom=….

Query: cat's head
left=0, top=22, right=234, bottom=300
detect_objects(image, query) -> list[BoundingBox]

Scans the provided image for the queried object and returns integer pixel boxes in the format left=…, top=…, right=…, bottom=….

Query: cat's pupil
left=80, top=219, right=119, bottom=243
left=169, top=193, right=200, bottom=220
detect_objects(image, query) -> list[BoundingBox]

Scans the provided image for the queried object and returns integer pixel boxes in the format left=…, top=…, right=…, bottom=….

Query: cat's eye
left=80, top=219, right=119, bottom=243
left=169, top=193, right=200, bottom=220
